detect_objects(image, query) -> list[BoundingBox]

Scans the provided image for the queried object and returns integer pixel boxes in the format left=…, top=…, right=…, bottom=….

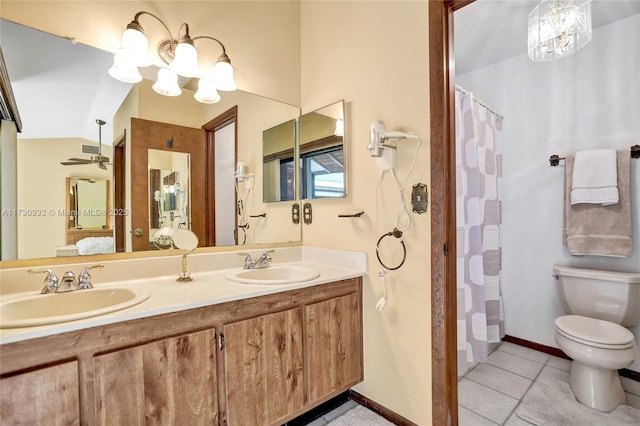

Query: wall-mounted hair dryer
left=234, top=161, right=248, bottom=182
left=234, top=161, right=254, bottom=191
left=368, top=120, right=416, bottom=158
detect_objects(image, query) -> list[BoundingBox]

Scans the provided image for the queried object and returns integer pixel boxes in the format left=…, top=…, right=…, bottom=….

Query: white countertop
left=0, top=247, right=367, bottom=345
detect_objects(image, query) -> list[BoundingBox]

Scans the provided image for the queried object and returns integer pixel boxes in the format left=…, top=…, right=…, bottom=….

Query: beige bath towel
left=563, top=149, right=632, bottom=257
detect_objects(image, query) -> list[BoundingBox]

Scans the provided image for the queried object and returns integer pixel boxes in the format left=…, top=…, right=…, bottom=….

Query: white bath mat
left=516, top=375, right=640, bottom=425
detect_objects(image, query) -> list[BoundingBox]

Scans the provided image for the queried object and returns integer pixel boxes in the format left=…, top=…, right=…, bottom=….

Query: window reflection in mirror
left=148, top=149, right=191, bottom=248
left=299, top=100, right=346, bottom=199
left=262, top=119, right=296, bottom=202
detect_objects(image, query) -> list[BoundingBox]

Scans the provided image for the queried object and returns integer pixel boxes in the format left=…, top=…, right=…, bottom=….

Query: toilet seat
left=555, top=315, right=635, bottom=349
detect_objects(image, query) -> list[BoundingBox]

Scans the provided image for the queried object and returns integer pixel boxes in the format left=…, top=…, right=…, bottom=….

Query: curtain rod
left=454, top=85, right=504, bottom=120
left=549, top=145, right=640, bottom=166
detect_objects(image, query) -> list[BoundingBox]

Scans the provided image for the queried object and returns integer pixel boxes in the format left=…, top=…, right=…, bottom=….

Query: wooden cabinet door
left=93, top=328, right=217, bottom=426
left=223, top=308, right=304, bottom=426
left=0, top=361, right=80, bottom=426
left=306, top=292, right=363, bottom=404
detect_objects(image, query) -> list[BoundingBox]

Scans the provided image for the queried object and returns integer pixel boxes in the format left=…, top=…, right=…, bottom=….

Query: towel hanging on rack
left=571, top=149, right=618, bottom=206
left=563, top=149, right=632, bottom=258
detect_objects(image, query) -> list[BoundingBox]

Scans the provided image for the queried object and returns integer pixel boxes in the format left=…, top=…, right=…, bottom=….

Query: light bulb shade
left=118, top=28, right=151, bottom=67
left=194, top=78, right=221, bottom=104
left=213, top=60, right=237, bottom=91
left=108, top=54, right=142, bottom=83
left=153, top=68, right=182, bottom=97
left=528, top=0, right=592, bottom=62
left=170, top=42, right=199, bottom=77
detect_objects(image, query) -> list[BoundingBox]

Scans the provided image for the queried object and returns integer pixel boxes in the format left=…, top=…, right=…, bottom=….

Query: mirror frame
left=65, top=177, right=111, bottom=231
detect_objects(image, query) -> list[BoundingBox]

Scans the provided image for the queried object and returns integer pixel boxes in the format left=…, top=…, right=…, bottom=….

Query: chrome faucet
left=28, top=269, right=59, bottom=294
left=58, top=271, right=80, bottom=292
left=27, top=264, right=104, bottom=294
left=238, top=250, right=274, bottom=269
left=78, top=264, right=104, bottom=289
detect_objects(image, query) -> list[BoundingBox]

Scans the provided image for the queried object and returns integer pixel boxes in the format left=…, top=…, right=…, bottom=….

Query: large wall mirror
left=0, top=18, right=301, bottom=262
left=298, top=100, right=346, bottom=199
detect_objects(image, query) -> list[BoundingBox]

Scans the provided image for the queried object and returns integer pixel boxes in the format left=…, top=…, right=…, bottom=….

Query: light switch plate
left=411, top=183, right=428, bottom=214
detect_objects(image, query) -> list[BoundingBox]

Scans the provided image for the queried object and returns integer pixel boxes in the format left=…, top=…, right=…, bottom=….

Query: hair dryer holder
left=368, top=120, right=416, bottom=170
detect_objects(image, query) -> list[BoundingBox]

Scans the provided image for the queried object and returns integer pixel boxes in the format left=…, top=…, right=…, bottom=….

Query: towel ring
left=376, top=228, right=407, bottom=271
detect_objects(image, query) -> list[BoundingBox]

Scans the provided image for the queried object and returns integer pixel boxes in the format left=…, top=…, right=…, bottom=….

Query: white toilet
left=553, top=265, right=640, bottom=412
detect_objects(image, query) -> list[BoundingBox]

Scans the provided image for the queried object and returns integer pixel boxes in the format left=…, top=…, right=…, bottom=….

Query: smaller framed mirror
left=299, top=100, right=346, bottom=199
left=262, top=119, right=297, bottom=203
left=148, top=149, right=191, bottom=249
left=64, top=177, right=113, bottom=253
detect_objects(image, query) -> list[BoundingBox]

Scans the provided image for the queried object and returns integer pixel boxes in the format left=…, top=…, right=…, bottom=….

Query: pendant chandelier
left=528, top=0, right=592, bottom=62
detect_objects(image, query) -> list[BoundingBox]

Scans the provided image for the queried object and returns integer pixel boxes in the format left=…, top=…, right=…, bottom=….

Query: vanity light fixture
left=528, top=0, right=592, bottom=62
left=108, top=11, right=237, bottom=103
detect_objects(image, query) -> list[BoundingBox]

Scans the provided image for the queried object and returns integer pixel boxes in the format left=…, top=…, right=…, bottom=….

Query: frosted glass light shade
left=212, top=60, right=237, bottom=91
left=118, top=28, right=151, bottom=67
left=108, top=54, right=142, bottom=83
left=153, top=68, right=181, bottom=97
left=194, top=78, right=221, bottom=104
left=528, top=0, right=592, bottom=61
left=170, top=42, right=199, bottom=78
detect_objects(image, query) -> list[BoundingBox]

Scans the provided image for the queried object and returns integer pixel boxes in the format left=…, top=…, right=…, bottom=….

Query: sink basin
left=227, top=266, right=320, bottom=285
left=0, top=287, right=150, bottom=328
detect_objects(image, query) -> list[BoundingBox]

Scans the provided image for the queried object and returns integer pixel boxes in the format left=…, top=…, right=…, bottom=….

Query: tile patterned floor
left=458, top=342, right=640, bottom=425
left=302, top=400, right=394, bottom=426
left=299, top=341, right=640, bottom=425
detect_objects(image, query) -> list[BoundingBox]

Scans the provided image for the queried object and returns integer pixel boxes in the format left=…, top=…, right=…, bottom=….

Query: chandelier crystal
left=528, top=0, right=592, bottom=61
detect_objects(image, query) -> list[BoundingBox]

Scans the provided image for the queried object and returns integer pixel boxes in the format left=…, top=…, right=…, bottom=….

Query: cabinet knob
left=134, top=228, right=144, bottom=236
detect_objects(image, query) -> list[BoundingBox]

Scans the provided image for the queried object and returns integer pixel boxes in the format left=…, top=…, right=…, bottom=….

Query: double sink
left=0, top=265, right=320, bottom=329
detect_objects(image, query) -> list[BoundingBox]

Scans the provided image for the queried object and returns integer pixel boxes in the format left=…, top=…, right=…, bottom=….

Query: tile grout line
left=501, top=353, right=556, bottom=425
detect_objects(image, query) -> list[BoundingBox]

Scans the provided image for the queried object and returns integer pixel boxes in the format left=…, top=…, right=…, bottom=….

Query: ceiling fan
left=60, top=119, right=111, bottom=170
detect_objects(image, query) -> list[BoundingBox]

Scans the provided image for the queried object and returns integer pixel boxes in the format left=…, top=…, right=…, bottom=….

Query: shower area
left=455, top=86, right=505, bottom=376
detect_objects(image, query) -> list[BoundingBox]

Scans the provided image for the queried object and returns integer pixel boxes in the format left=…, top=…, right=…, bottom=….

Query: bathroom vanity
left=0, top=248, right=365, bottom=426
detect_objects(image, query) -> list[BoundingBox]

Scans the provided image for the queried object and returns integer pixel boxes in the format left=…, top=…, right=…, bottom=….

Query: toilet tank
left=553, top=265, right=640, bottom=326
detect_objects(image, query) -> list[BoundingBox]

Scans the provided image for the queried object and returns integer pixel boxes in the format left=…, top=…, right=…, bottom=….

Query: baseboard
left=285, top=391, right=351, bottom=425
left=503, top=335, right=570, bottom=360
left=503, top=334, right=640, bottom=382
left=349, top=390, right=418, bottom=426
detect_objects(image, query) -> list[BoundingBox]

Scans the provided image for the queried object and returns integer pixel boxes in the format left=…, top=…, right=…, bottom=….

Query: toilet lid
left=555, top=315, right=634, bottom=347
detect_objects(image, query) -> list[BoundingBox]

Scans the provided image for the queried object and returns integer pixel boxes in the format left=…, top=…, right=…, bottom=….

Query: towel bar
left=549, top=145, right=640, bottom=166
left=338, top=211, right=365, bottom=218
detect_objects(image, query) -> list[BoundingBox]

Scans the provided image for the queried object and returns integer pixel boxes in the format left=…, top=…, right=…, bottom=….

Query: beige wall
left=300, top=2, right=431, bottom=424
left=0, top=1, right=301, bottom=106
left=17, top=138, right=112, bottom=259
left=1, top=120, right=18, bottom=260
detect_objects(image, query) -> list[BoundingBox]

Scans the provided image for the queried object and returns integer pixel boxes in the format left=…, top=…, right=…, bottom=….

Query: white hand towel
left=570, top=149, right=619, bottom=205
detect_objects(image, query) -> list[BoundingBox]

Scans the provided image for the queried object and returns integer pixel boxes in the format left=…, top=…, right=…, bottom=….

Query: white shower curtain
left=455, top=87, right=505, bottom=375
